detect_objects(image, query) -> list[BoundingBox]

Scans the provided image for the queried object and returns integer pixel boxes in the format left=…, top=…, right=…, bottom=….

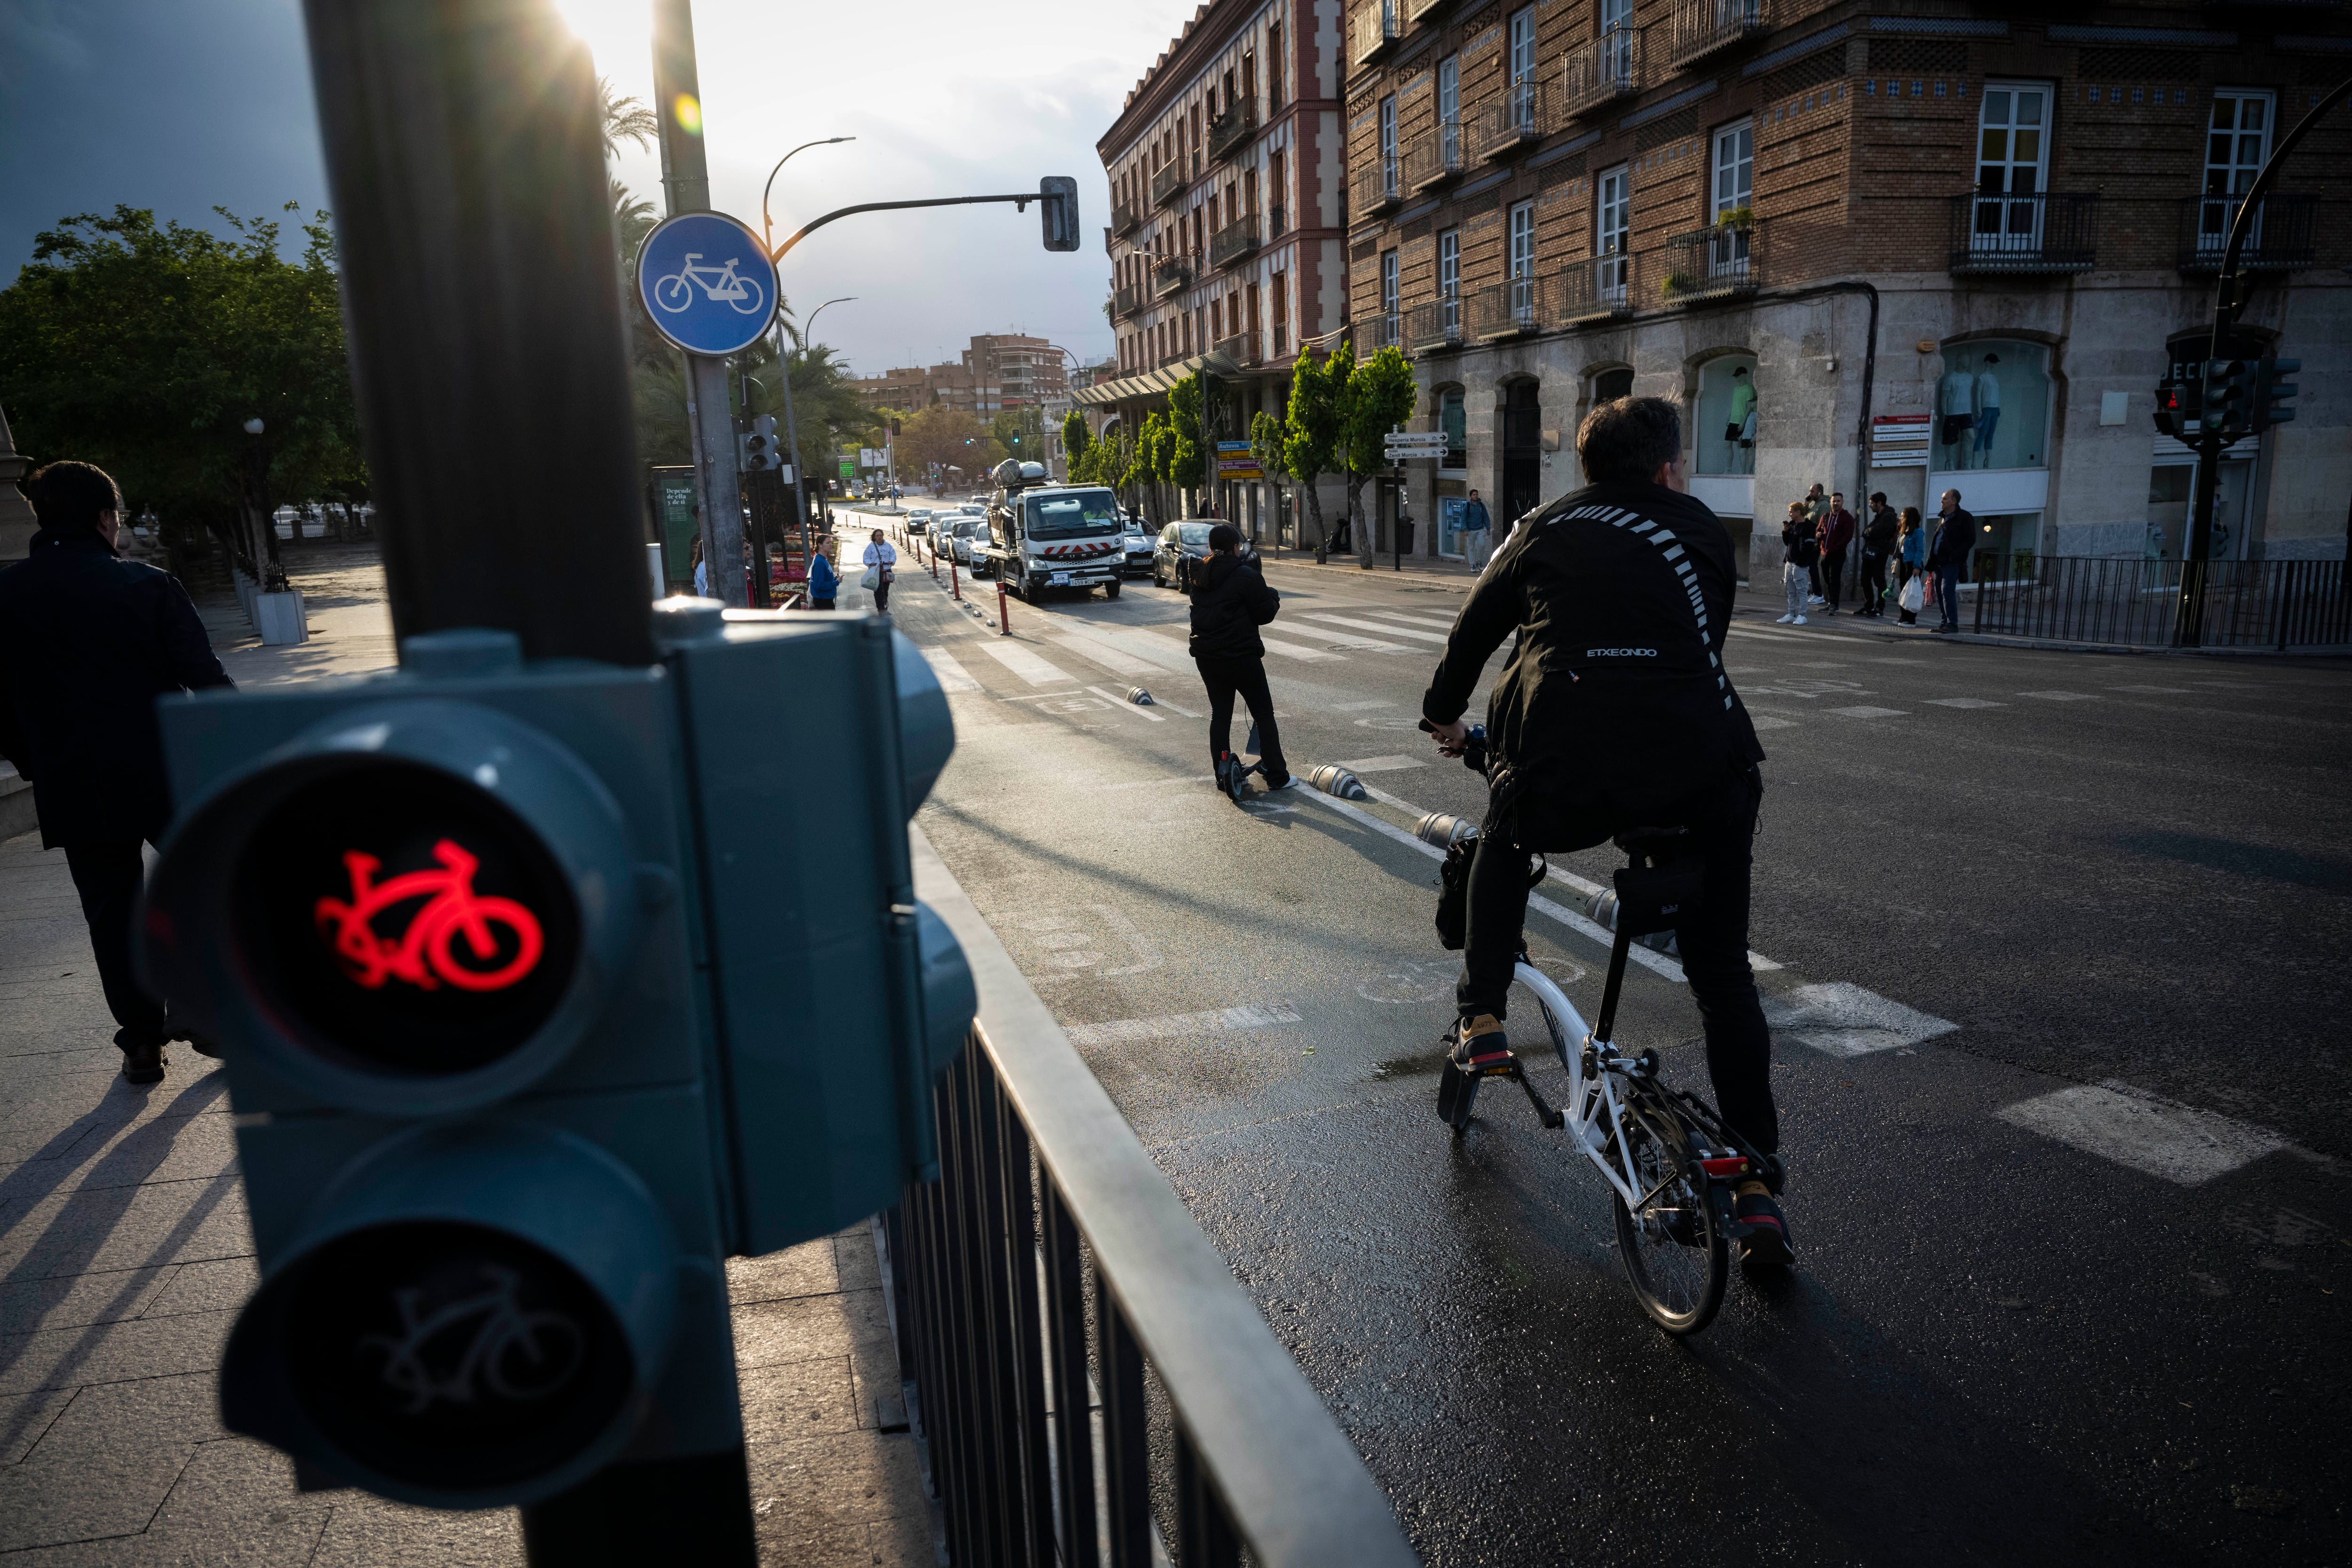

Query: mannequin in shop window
left=1938, top=355, right=1977, bottom=464
left=1972, top=353, right=2002, bottom=469
left=1724, top=366, right=1756, bottom=476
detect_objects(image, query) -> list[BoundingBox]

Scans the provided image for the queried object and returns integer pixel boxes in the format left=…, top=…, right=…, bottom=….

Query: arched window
left=1693, top=355, right=1756, bottom=476
left=1438, top=387, right=1467, bottom=471
left=1934, top=340, right=2048, bottom=472
left=1592, top=366, right=1633, bottom=403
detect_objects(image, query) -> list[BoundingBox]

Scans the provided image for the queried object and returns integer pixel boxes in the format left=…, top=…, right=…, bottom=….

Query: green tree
left=0, top=204, right=363, bottom=579
left=1249, top=407, right=1289, bottom=543
left=897, top=405, right=989, bottom=484
left=1136, top=410, right=1180, bottom=524
left=1336, top=343, right=1418, bottom=566
left=1165, top=374, right=1209, bottom=502
left=1061, top=409, right=1091, bottom=480
left=1282, top=346, right=1342, bottom=557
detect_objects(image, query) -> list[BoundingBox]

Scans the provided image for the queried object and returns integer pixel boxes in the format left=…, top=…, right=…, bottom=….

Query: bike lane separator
left=1085, top=685, right=1166, bottom=722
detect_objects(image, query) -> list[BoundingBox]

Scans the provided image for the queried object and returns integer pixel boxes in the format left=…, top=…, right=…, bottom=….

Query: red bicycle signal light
left=315, top=839, right=548, bottom=995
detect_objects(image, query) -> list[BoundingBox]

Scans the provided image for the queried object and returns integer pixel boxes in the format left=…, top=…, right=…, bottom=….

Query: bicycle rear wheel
left=1609, top=1101, right=1727, bottom=1336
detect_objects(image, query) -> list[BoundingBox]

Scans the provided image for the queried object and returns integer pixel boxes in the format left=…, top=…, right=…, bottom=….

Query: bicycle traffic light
left=140, top=610, right=970, bottom=1508
left=741, top=414, right=782, bottom=471
left=2252, top=357, right=2300, bottom=432
left=1039, top=175, right=1081, bottom=253
left=2201, top=358, right=2252, bottom=438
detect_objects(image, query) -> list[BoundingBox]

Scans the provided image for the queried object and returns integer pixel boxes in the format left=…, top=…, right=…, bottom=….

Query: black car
left=1151, top=519, right=1252, bottom=590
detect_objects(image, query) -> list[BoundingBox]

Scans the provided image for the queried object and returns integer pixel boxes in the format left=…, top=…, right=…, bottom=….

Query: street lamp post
left=760, top=138, right=855, bottom=570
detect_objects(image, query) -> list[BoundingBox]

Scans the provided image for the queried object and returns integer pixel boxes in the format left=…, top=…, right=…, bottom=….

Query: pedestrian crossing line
left=1064, top=1002, right=1303, bottom=1049
left=980, top=641, right=1077, bottom=687
left=1052, top=630, right=1160, bottom=675
left=1750, top=716, right=1798, bottom=731
left=2109, top=684, right=2193, bottom=695
left=1926, top=698, right=2004, bottom=709
left=1762, top=982, right=1957, bottom=1057
left=1995, top=1079, right=2286, bottom=1186
left=1296, top=612, right=1451, bottom=646
left=1085, top=685, right=1165, bottom=722
left=2018, top=690, right=2099, bottom=701
left=919, top=646, right=982, bottom=692
left=1827, top=706, right=1907, bottom=719
left=1256, top=632, right=1354, bottom=662
left=1352, top=609, right=1460, bottom=632
left=1333, top=754, right=1427, bottom=774
left=1062, top=624, right=1198, bottom=672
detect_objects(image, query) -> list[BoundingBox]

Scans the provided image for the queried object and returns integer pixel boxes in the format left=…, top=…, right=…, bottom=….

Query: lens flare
left=672, top=93, right=702, bottom=135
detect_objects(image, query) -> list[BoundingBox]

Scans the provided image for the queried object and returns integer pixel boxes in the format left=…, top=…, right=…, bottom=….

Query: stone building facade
left=1340, top=0, right=2350, bottom=573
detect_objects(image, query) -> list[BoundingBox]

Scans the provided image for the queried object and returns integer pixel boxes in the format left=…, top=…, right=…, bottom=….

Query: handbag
left=860, top=565, right=881, bottom=590
left=1899, top=576, right=1925, bottom=613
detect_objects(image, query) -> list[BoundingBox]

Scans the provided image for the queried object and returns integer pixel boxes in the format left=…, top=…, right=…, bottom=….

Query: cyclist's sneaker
left=1262, top=768, right=1294, bottom=790
left=1450, top=1014, right=1515, bottom=1077
left=1731, top=1180, right=1794, bottom=1269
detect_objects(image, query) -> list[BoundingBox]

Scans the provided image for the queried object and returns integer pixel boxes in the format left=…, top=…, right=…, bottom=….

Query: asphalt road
left=851, top=509, right=2352, bottom=1567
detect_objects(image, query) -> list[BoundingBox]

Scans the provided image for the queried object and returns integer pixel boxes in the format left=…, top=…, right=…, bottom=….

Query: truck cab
left=976, top=461, right=1124, bottom=602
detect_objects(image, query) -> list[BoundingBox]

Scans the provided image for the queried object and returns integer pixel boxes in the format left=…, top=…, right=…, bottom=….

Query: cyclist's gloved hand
left=1423, top=716, right=1471, bottom=757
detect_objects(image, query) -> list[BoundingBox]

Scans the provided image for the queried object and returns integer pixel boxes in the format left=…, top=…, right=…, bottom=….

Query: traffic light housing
left=2252, top=357, right=2300, bottom=431
left=740, top=415, right=782, bottom=472
left=1040, top=175, right=1081, bottom=253
left=2154, top=372, right=2201, bottom=441
left=2201, top=358, right=2252, bottom=438
left=141, top=610, right=970, bottom=1508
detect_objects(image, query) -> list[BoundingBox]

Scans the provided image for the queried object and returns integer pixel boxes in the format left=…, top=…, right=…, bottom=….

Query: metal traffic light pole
left=2176, top=73, right=2351, bottom=647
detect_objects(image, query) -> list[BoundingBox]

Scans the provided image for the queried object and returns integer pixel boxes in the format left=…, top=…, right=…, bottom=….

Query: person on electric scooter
left=1420, top=396, right=1790, bottom=1267
left=1186, top=524, right=1290, bottom=794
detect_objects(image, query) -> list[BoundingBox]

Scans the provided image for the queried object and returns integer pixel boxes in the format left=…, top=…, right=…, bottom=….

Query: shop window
left=1694, top=355, right=1757, bottom=476
left=1439, top=388, right=1467, bottom=470
left=1934, top=340, right=2048, bottom=472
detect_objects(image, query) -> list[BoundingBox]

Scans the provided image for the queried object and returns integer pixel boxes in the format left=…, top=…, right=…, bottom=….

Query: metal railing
left=1152, top=255, right=1194, bottom=297
left=1403, top=121, right=1465, bottom=191
left=1151, top=159, right=1189, bottom=208
left=1112, top=197, right=1141, bottom=238
left=1963, top=554, right=2352, bottom=649
left=1470, top=272, right=1556, bottom=339
left=1214, top=330, right=1258, bottom=367
left=1113, top=284, right=1141, bottom=318
left=1671, top=0, right=1772, bottom=68
left=1353, top=0, right=1400, bottom=63
left=1404, top=295, right=1463, bottom=353
left=1208, top=97, right=1259, bottom=161
left=1209, top=214, right=1262, bottom=269
left=1562, top=27, right=1644, bottom=118
left=1352, top=158, right=1403, bottom=215
left=2179, top=192, right=2318, bottom=274
left=885, top=836, right=1422, bottom=1568
left=1949, top=191, right=2099, bottom=274
left=1470, top=80, right=1549, bottom=161
left=1661, top=221, right=1760, bottom=305
left=1366, top=310, right=1404, bottom=350
left=1560, top=251, right=1638, bottom=323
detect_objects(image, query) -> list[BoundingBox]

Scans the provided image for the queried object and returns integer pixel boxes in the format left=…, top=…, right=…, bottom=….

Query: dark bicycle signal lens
left=232, top=762, right=582, bottom=1076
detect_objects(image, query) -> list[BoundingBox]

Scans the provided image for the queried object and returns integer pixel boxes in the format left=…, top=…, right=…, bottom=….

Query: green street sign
left=839, top=459, right=855, bottom=479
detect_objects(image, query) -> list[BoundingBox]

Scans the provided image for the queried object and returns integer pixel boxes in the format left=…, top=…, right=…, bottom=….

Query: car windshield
left=1177, top=523, right=1216, bottom=546
left=1026, top=491, right=1120, bottom=539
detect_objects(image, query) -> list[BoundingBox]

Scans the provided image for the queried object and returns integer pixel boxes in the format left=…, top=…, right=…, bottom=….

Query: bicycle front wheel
left=1610, top=1102, right=1727, bottom=1336
left=652, top=273, right=693, bottom=312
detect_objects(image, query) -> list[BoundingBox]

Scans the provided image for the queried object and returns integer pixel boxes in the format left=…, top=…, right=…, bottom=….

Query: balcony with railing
left=1404, top=121, right=1466, bottom=191
left=1670, top=0, right=1772, bottom=70
left=1353, top=0, right=1400, bottom=64
left=1404, top=294, right=1464, bottom=354
left=1661, top=219, right=1761, bottom=306
left=1111, top=196, right=1140, bottom=238
left=1152, top=255, right=1194, bottom=297
left=1209, top=213, right=1262, bottom=269
left=1353, top=157, right=1403, bottom=216
left=1365, top=311, right=1403, bottom=351
left=1470, top=272, right=1557, bottom=340
left=2179, top=192, right=2318, bottom=273
left=1563, top=27, right=1643, bottom=118
left=1150, top=158, right=1188, bottom=208
left=1471, top=80, right=1549, bottom=162
left=1214, top=330, right=1259, bottom=368
left=1559, top=251, right=1638, bottom=324
left=1208, top=97, right=1259, bottom=161
left=1112, top=283, right=1141, bottom=319
left=1948, top=191, right=2098, bottom=274
left=1405, top=0, right=1451, bottom=25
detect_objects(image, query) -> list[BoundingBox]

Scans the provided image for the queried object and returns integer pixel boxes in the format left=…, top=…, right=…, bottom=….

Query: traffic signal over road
left=1039, top=175, right=1081, bottom=252
left=140, top=608, right=969, bottom=1508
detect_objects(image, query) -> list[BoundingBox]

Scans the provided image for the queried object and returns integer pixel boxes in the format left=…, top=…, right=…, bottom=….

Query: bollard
left=1126, top=686, right=1154, bottom=706
left=951, top=557, right=961, bottom=600
left=1304, top=764, right=1367, bottom=800
left=996, top=575, right=1010, bottom=636
left=1413, top=811, right=1476, bottom=847
left=1587, top=888, right=1681, bottom=957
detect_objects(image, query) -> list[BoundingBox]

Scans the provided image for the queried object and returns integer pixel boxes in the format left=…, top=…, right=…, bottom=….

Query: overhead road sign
left=636, top=211, right=778, bottom=356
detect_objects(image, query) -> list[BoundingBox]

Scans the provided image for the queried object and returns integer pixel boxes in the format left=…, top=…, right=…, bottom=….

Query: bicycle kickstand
left=1506, top=1061, right=1565, bottom=1129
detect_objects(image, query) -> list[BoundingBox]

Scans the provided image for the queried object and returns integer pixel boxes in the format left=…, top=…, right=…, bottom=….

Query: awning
left=1073, top=351, right=1245, bottom=406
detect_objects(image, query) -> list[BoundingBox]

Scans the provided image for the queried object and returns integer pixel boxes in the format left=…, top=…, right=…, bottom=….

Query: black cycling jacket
left=1421, top=480, right=1764, bottom=819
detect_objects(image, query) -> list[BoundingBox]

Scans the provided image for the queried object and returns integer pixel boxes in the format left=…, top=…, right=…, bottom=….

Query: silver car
left=950, top=518, right=983, bottom=566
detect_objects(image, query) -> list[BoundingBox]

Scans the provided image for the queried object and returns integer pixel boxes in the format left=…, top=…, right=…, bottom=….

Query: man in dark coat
left=1421, top=396, right=1789, bottom=1266
left=1928, top=487, right=1977, bottom=634
left=0, top=462, right=233, bottom=1083
left=1185, top=524, right=1289, bottom=791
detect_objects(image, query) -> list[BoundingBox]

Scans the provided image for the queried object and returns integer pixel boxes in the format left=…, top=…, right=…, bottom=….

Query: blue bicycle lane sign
left=634, top=210, right=778, bottom=356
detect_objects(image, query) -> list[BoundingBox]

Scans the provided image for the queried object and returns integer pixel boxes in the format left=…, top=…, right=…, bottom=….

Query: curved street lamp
left=757, top=135, right=854, bottom=556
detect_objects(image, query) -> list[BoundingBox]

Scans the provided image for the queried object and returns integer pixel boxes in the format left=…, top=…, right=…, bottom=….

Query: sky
left=0, top=0, right=1202, bottom=377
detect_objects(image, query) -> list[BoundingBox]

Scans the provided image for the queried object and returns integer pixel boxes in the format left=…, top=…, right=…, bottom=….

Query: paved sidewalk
left=0, top=548, right=938, bottom=1565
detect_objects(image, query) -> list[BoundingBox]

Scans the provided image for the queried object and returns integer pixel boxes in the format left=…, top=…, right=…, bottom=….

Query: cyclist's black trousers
left=1456, top=766, right=1777, bottom=1154
left=1193, top=655, right=1287, bottom=779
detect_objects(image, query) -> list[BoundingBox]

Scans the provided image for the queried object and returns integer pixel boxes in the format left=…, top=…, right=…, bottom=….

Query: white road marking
left=1334, top=754, right=1427, bottom=773
left=1762, top=982, right=1957, bottom=1057
left=981, top=642, right=1077, bottom=686
left=1828, top=706, right=1908, bottom=718
left=1064, top=1002, right=1303, bottom=1048
left=1358, top=609, right=1460, bottom=631
left=1256, top=632, right=1352, bottom=662
left=920, top=646, right=982, bottom=692
left=1750, top=716, right=1798, bottom=731
left=2018, top=690, right=2099, bottom=701
left=1054, top=630, right=1160, bottom=674
left=1793, top=660, right=1850, bottom=668
left=1086, top=685, right=1165, bottom=721
left=1331, top=699, right=1395, bottom=711
left=1996, top=1080, right=2287, bottom=1186
left=2109, top=684, right=2193, bottom=695
left=1063, top=625, right=1194, bottom=671
left=1926, top=698, right=2004, bottom=709
left=1298, top=612, right=1451, bottom=646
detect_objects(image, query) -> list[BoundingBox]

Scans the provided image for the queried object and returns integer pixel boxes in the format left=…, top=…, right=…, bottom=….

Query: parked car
left=1152, top=519, right=1243, bottom=590
left=1120, top=517, right=1154, bottom=577
left=951, top=518, right=983, bottom=566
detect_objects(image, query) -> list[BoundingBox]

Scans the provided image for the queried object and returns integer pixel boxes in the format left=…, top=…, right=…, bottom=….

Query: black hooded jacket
left=1421, top=480, right=1764, bottom=821
left=1186, top=551, right=1279, bottom=660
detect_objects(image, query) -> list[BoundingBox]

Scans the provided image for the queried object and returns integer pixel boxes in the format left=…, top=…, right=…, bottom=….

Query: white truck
left=971, top=461, right=1125, bottom=603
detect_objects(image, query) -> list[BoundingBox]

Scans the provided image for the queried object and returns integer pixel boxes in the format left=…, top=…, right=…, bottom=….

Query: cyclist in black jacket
left=1422, top=396, right=1790, bottom=1265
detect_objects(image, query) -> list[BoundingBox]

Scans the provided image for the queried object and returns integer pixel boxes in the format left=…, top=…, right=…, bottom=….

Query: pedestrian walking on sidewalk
left=1461, top=488, right=1494, bottom=569
left=1929, top=488, right=1975, bottom=634
left=1802, top=483, right=1831, bottom=604
left=1777, top=502, right=1818, bottom=625
left=862, top=528, right=897, bottom=614
left=1895, top=508, right=1926, bottom=624
left=690, top=535, right=707, bottom=597
left=0, top=461, right=233, bottom=1084
left=1816, top=492, right=1855, bottom=614
left=806, top=541, right=838, bottom=610
left=1187, top=524, right=1290, bottom=792
left=1857, top=492, right=1897, bottom=617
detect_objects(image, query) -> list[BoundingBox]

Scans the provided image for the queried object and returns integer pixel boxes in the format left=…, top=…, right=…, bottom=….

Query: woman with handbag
left=1894, top=509, right=1926, bottom=625
left=861, top=528, right=898, bottom=613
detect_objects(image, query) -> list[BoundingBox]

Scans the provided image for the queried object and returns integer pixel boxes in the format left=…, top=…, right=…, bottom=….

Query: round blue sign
left=633, top=211, right=778, bottom=356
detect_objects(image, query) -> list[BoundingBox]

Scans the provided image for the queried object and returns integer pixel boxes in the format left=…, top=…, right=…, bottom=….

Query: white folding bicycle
left=1432, top=731, right=1780, bottom=1336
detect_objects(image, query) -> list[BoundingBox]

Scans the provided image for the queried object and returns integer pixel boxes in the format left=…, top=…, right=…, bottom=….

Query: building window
left=1438, top=227, right=1460, bottom=336
left=1712, top=120, right=1753, bottom=219
left=2197, top=88, right=2274, bottom=256
left=1935, top=340, right=2049, bottom=474
left=1272, top=269, right=1288, bottom=353
left=1509, top=7, right=1535, bottom=84
left=1971, top=82, right=2052, bottom=256
left=1439, top=387, right=1467, bottom=471
left=1438, top=55, right=1460, bottom=165
left=1695, top=355, right=1757, bottom=478
left=1596, top=163, right=1629, bottom=302
left=1268, top=24, right=1283, bottom=109
left=1381, top=249, right=1400, bottom=344
left=1379, top=95, right=1399, bottom=195
left=1508, top=199, right=1535, bottom=279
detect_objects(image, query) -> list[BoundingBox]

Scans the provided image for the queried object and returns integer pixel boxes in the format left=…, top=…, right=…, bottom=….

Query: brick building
left=854, top=334, right=1075, bottom=423
left=1340, top=0, right=2350, bottom=571
left=1079, top=0, right=1358, bottom=533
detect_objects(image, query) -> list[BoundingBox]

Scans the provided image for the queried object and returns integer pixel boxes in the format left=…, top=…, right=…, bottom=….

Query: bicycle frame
left=1506, top=960, right=1657, bottom=1210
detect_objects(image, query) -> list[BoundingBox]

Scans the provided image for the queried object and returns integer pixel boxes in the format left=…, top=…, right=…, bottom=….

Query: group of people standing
left=1779, top=484, right=1977, bottom=632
